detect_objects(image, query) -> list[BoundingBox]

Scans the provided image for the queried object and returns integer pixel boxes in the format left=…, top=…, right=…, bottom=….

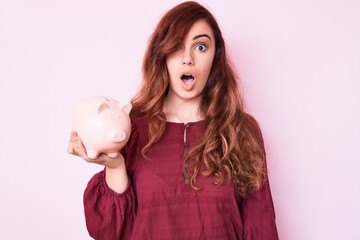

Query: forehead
left=184, top=20, right=214, bottom=41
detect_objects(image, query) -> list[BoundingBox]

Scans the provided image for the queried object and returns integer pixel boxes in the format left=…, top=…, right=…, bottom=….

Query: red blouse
left=84, top=118, right=279, bottom=240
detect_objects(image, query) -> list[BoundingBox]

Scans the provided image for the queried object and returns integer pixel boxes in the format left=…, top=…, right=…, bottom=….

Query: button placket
left=182, top=123, right=190, bottom=185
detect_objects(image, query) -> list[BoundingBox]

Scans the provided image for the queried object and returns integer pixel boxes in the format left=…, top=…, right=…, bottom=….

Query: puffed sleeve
left=83, top=171, right=136, bottom=239
left=240, top=114, right=279, bottom=240
left=83, top=121, right=139, bottom=240
left=240, top=178, right=279, bottom=239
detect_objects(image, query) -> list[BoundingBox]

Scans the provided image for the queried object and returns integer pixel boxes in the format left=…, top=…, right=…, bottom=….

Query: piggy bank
left=72, top=96, right=132, bottom=159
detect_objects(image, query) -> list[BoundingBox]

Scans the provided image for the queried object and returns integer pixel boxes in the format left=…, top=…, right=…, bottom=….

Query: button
left=184, top=142, right=189, bottom=147
left=185, top=123, right=190, bottom=128
left=184, top=179, right=189, bottom=185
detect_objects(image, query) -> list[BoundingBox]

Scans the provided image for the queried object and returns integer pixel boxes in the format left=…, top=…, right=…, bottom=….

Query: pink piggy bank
left=72, top=96, right=132, bottom=159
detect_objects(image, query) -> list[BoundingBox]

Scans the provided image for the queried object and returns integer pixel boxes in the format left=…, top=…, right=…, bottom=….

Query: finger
left=68, top=132, right=76, bottom=154
left=97, top=153, right=121, bottom=168
left=84, top=153, right=107, bottom=165
left=78, top=150, right=90, bottom=161
left=67, top=141, right=75, bottom=154
left=73, top=135, right=86, bottom=150
left=68, top=141, right=85, bottom=157
left=71, top=134, right=87, bottom=154
left=69, top=131, right=77, bottom=142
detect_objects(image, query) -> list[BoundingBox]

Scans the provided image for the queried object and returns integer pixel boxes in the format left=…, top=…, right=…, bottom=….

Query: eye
left=195, top=43, right=207, bottom=52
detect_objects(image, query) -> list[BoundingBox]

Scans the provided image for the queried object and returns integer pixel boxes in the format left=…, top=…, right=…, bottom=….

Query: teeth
left=181, top=74, right=194, bottom=80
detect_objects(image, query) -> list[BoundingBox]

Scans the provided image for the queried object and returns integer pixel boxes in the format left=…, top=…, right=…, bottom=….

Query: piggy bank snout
left=72, top=96, right=132, bottom=158
left=111, top=129, right=126, bottom=142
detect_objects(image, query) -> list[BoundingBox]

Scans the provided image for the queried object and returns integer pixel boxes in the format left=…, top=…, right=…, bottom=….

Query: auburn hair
left=131, top=1, right=266, bottom=197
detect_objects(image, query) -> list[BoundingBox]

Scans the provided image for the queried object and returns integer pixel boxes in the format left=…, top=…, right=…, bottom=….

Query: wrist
left=106, top=152, right=125, bottom=169
left=105, top=154, right=129, bottom=193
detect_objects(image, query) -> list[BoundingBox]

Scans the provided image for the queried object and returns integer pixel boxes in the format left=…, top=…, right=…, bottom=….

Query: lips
left=181, top=73, right=195, bottom=86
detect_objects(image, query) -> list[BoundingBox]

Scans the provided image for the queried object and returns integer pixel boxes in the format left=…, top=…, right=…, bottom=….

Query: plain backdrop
left=1, top=0, right=359, bottom=239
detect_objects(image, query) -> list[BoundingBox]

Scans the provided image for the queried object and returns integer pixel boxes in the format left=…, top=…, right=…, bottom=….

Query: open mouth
left=181, top=74, right=194, bottom=85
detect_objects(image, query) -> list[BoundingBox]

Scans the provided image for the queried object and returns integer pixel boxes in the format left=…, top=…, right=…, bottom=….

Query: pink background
left=1, top=0, right=359, bottom=239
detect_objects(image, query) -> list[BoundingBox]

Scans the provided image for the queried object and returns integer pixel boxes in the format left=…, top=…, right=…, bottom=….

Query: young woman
left=68, top=1, right=279, bottom=239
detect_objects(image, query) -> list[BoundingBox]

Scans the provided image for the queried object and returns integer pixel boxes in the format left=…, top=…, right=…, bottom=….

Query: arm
left=70, top=143, right=136, bottom=239
left=240, top=177, right=279, bottom=240
left=83, top=170, right=136, bottom=240
left=68, top=122, right=139, bottom=239
left=240, top=114, right=279, bottom=240
left=83, top=122, right=139, bottom=239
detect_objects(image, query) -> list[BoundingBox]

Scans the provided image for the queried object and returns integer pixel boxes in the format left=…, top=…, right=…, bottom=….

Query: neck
left=163, top=95, right=204, bottom=123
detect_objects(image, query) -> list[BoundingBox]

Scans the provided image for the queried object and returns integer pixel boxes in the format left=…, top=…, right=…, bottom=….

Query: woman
left=68, top=1, right=279, bottom=239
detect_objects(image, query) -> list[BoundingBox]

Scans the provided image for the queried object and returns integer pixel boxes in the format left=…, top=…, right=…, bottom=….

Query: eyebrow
left=193, top=34, right=211, bottom=41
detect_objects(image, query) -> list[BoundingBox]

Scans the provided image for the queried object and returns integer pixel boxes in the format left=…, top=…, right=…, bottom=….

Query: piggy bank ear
left=119, top=103, right=132, bottom=115
left=97, top=102, right=110, bottom=114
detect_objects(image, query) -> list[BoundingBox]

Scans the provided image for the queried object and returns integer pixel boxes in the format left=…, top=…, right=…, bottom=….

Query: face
left=166, top=20, right=216, bottom=104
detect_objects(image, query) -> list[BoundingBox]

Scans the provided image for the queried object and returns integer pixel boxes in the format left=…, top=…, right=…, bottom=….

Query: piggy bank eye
left=118, top=115, right=122, bottom=120
left=111, top=115, right=115, bottom=120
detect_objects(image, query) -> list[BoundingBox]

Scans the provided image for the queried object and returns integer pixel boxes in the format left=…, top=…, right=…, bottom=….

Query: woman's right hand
left=67, top=131, right=90, bottom=161
left=67, top=131, right=124, bottom=169
left=68, top=131, right=129, bottom=193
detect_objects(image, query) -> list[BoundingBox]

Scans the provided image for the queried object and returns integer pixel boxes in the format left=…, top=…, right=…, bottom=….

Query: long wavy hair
left=131, top=1, right=266, bottom=197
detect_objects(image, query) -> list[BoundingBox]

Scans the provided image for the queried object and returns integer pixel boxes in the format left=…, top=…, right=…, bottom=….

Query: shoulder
left=243, top=113, right=261, bottom=132
left=130, top=117, right=148, bottom=127
left=129, top=117, right=149, bottom=136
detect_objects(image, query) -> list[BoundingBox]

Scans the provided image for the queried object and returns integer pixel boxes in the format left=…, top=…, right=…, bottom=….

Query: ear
left=119, top=102, right=132, bottom=115
left=97, top=102, right=110, bottom=114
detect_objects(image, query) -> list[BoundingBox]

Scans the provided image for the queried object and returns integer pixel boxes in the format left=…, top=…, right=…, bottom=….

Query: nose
left=182, top=50, right=194, bottom=66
